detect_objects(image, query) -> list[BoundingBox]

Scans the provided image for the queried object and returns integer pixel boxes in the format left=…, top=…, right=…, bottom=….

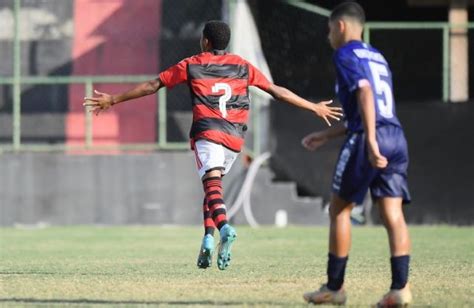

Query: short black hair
left=203, top=20, right=231, bottom=50
left=330, top=1, right=365, bottom=25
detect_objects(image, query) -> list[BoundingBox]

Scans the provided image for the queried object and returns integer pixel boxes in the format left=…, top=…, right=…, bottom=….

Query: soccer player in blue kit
left=302, top=3, right=412, bottom=307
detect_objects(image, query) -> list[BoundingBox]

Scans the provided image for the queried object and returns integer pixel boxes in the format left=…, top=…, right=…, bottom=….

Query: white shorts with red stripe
left=194, top=139, right=239, bottom=179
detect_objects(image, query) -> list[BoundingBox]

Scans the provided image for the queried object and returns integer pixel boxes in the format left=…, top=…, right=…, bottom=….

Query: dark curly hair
left=202, top=20, right=231, bottom=50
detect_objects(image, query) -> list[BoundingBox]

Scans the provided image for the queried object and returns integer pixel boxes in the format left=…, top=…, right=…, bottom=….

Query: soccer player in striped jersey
left=301, top=3, right=412, bottom=306
left=84, top=20, right=342, bottom=270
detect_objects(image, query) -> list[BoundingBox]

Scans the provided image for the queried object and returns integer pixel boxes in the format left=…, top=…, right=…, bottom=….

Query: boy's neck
left=340, top=25, right=363, bottom=47
left=339, top=36, right=362, bottom=48
left=343, top=33, right=362, bottom=45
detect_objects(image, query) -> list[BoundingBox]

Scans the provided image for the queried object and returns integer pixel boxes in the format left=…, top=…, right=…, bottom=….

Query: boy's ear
left=203, top=37, right=211, bottom=49
left=338, top=19, right=346, bottom=33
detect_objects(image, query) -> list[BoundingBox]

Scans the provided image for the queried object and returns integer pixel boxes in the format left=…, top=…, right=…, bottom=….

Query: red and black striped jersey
left=159, top=51, right=271, bottom=152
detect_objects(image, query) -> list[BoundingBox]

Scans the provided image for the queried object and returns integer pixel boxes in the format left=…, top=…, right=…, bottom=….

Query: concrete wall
left=0, top=151, right=328, bottom=227
left=0, top=152, right=204, bottom=226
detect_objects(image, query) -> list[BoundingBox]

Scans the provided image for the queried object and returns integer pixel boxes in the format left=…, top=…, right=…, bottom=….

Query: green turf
left=0, top=226, right=473, bottom=307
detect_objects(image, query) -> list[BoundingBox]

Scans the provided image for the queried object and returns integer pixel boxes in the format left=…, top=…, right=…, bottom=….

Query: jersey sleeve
left=247, top=62, right=272, bottom=91
left=158, top=58, right=188, bottom=89
left=334, top=51, right=370, bottom=92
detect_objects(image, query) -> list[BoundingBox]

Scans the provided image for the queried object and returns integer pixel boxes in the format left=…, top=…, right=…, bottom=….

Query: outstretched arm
left=265, top=84, right=343, bottom=126
left=83, top=78, right=164, bottom=115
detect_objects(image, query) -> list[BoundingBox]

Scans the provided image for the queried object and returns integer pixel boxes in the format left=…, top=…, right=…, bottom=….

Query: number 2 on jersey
left=212, top=83, right=232, bottom=118
left=368, top=61, right=393, bottom=119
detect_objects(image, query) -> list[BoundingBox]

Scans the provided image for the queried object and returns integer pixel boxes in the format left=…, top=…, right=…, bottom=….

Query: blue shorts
left=332, top=125, right=411, bottom=204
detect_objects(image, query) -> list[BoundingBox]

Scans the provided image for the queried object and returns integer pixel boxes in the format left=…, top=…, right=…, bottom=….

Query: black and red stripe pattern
left=187, top=53, right=251, bottom=152
left=202, top=197, right=215, bottom=236
left=159, top=51, right=271, bottom=152
left=203, top=176, right=228, bottom=230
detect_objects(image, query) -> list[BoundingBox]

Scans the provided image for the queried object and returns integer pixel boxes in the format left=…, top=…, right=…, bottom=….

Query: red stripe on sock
left=214, top=214, right=227, bottom=226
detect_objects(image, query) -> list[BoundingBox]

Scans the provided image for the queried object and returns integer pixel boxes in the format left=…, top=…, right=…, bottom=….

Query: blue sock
left=390, top=255, right=410, bottom=290
left=327, top=253, right=348, bottom=291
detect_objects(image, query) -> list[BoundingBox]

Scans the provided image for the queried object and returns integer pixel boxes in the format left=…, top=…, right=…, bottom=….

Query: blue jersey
left=333, top=40, right=402, bottom=132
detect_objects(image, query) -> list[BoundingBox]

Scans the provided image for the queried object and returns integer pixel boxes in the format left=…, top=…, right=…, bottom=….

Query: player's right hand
left=83, top=90, right=114, bottom=116
left=312, top=100, right=344, bottom=126
left=367, top=141, right=388, bottom=168
left=301, top=131, right=328, bottom=151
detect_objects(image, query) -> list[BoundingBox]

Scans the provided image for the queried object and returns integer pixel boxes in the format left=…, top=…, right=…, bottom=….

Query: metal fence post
left=13, top=0, right=21, bottom=151
left=158, top=88, right=167, bottom=148
left=84, top=81, right=93, bottom=148
left=285, top=0, right=331, bottom=17
left=442, top=24, right=450, bottom=103
left=364, top=24, right=371, bottom=44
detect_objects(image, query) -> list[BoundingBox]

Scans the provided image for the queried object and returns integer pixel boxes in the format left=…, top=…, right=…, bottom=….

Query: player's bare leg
left=329, top=194, right=355, bottom=257
left=202, top=169, right=237, bottom=270
left=304, top=194, right=353, bottom=305
left=376, top=197, right=412, bottom=307
left=378, top=197, right=410, bottom=256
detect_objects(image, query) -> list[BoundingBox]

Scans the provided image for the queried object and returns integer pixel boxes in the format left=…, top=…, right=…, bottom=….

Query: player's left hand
left=301, top=131, right=328, bottom=151
left=313, top=100, right=344, bottom=126
left=83, top=90, right=114, bottom=116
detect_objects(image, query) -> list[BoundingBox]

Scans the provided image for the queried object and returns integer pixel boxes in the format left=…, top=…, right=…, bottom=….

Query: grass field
left=0, top=226, right=473, bottom=307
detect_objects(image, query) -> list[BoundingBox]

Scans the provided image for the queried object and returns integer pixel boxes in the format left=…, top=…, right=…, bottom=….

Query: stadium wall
left=270, top=101, right=474, bottom=225
left=0, top=152, right=203, bottom=226
left=0, top=152, right=327, bottom=227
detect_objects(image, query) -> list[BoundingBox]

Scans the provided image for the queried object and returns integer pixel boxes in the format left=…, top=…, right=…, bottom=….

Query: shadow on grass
left=0, top=298, right=291, bottom=306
